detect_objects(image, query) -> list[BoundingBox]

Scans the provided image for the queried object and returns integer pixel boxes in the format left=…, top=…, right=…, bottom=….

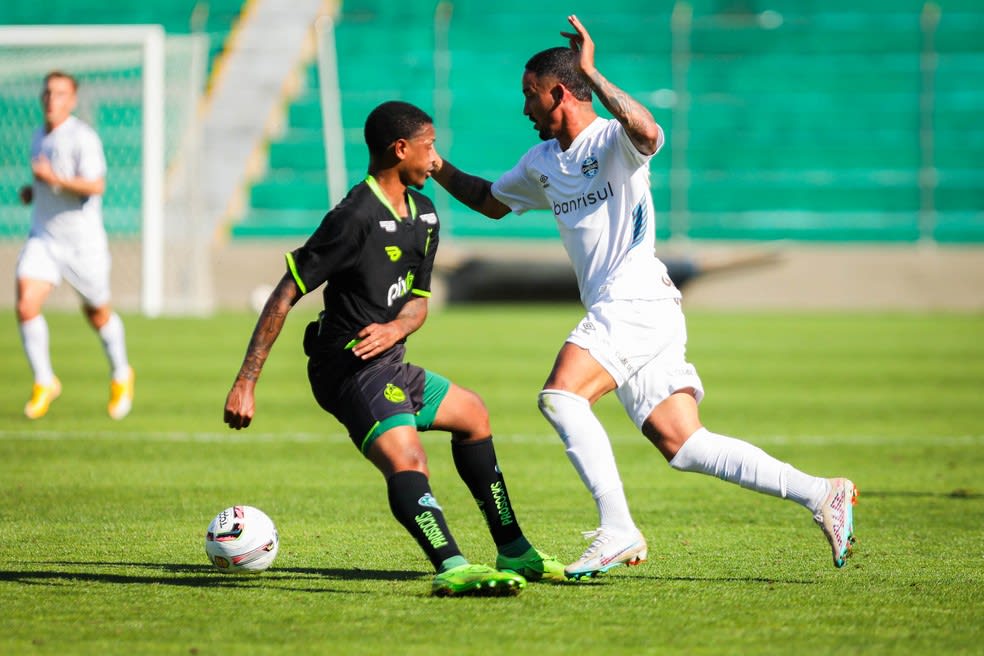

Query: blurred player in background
left=16, top=71, right=134, bottom=420
left=224, top=101, right=564, bottom=597
left=432, top=16, right=858, bottom=578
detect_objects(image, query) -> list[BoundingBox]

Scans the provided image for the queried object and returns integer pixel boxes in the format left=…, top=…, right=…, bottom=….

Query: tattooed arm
left=224, top=273, right=302, bottom=429
left=431, top=156, right=510, bottom=219
left=562, top=14, right=663, bottom=155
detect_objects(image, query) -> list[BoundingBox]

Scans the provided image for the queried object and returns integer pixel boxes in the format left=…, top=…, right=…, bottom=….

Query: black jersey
left=286, top=176, right=439, bottom=354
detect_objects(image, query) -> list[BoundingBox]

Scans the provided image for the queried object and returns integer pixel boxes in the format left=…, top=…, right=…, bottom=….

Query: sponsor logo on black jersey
left=379, top=220, right=397, bottom=232
left=387, top=271, right=414, bottom=306
left=385, top=246, right=402, bottom=262
left=419, top=212, right=437, bottom=225
left=581, top=156, right=599, bottom=178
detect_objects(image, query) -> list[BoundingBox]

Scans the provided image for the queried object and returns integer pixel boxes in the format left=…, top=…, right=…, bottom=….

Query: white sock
left=669, top=427, right=830, bottom=514
left=20, top=315, right=55, bottom=385
left=98, top=312, right=130, bottom=380
left=538, top=389, right=637, bottom=532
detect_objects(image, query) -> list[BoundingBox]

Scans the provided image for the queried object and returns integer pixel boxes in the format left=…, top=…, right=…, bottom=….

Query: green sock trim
left=439, top=555, right=469, bottom=572
left=498, top=536, right=534, bottom=558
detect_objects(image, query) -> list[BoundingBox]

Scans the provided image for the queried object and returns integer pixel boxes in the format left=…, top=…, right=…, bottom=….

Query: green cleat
left=496, top=547, right=566, bottom=582
left=432, top=563, right=526, bottom=597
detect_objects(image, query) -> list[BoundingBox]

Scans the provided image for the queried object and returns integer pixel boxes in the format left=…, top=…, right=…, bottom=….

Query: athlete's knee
left=378, top=448, right=429, bottom=479
left=366, top=427, right=429, bottom=477
left=85, top=304, right=112, bottom=330
left=443, top=385, right=490, bottom=440
left=15, top=297, right=40, bottom=323
left=537, top=388, right=590, bottom=426
left=15, top=282, right=45, bottom=322
left=460, top=386, right=490, bottom=421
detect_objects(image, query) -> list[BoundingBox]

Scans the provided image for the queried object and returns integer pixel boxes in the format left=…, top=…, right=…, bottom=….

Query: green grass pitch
left=1, top=306, right=982, bottom=655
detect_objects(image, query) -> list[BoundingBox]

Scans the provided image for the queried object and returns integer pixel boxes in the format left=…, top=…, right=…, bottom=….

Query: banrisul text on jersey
left=552, top=180, right=614, bottom=217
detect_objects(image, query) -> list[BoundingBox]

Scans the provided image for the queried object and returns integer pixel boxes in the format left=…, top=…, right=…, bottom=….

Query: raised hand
left=560, top=14, right=597, bottom=76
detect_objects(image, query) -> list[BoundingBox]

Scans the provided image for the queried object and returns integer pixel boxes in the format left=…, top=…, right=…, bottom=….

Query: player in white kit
left=432, top=16, right=857, bottom=578
left=16, top=71, right=134, bottom=420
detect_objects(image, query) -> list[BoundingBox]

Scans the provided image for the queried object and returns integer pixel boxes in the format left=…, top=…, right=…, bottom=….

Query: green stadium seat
left=232, top=208, right=323, bottom=238
left=934, top=212, right=984, bottom=243
left=249, top=174, right=328, bottom=211
left=268, top=138, right=326, bottom=171
left=229, top=1, right=984, bottom=244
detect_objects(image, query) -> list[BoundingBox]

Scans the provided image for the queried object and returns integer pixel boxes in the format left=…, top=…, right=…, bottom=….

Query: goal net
left=0, top=25, right=211, bottom=316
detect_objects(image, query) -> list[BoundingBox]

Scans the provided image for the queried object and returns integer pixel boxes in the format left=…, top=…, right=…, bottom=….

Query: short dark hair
left=525, top=47, right=592, bottom=102
left=364, top=101, right=433, bottom=158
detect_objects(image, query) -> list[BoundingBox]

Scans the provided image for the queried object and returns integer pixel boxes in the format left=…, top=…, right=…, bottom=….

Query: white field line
left=0, top=430, right=981, bottom=447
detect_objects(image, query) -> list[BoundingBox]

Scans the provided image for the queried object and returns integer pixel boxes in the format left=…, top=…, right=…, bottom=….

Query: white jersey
left=29, top=115, right=107, bottom=246
left=491, top=117, right=679, bottom=309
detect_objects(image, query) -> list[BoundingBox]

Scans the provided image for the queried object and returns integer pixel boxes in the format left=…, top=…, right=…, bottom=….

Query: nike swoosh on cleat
left=599, top=542, right=640, bottom=566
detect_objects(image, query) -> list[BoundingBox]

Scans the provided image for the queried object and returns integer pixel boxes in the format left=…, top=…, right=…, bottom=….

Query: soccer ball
left=204, top=505, right=279, bottom=573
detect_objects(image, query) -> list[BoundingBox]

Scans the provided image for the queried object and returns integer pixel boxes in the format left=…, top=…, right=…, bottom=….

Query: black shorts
left=307, top=344, right=450, bottom=455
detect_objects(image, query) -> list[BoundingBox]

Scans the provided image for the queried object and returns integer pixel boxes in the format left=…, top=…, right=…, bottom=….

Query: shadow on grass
left=641, top=574, right=817, bottom=585
left=0, top=561, right=427, bottom=592
left=861, top=489, right=982, bottom=499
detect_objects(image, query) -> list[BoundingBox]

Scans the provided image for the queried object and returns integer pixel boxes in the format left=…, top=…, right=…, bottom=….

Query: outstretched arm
left=562, top=14, right=663, bottom=155
left=431, top=155, right=510, bottom=219
left=224, top=273, right=302, bottom=429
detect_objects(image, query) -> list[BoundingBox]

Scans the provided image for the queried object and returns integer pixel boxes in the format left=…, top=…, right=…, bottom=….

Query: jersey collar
left=365, top=175, right=416, bottom=222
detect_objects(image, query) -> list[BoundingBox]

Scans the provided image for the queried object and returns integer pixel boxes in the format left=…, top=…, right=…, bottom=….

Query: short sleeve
left=76, top=125, right=107, bottom=180
left=412, top=217, right=438, bottom=297
left=612, top=120, right=663, bottom=168
left=285, top=209, right=365, bottom=295
left=490, top=149, right=548, bottom=214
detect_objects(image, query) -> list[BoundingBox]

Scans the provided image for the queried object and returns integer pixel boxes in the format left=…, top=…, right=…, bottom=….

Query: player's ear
left=392, top=138, right=409, bottom=160
left=551, top=84, right=565, bottom=105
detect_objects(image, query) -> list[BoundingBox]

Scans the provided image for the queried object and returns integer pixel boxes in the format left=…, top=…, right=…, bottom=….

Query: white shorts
left=567, top=297, right=705, bottom=428
left=16, top=235, right=112, bottom=307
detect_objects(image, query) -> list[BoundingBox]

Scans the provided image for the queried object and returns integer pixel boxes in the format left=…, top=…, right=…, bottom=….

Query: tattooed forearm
left=585, top=69, right=662, bottom=154
left=238, top=354, right=264, bottom=382
left=236, top=275, right=298, bottom=383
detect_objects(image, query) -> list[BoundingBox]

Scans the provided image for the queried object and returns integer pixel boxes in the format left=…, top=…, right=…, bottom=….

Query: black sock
left=386, top=470, right=462, bottom=572
left=451, top=436, right=528, bottom=553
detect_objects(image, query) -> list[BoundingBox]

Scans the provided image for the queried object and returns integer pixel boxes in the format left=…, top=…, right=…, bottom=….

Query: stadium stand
left=232, top=0, right=982, bottom=244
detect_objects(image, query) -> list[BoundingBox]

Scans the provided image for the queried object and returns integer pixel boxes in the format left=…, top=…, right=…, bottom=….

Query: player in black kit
left=224, top=101, right=563, bottom=596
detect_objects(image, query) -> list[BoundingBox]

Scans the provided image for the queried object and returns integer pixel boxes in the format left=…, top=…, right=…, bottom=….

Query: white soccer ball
left=204, top=505, right=279, bottom=573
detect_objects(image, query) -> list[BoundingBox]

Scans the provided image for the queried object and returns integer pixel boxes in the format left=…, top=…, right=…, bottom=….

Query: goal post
left=315, top=16, right=347, bottom=208
left=0, top=25, right=210, bottom=316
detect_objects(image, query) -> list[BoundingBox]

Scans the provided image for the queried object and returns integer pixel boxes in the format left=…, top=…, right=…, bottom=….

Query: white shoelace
left=579, top=529, right=612, bottom=555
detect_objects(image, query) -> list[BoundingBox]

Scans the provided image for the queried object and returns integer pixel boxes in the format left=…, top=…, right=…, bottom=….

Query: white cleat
left=814, top=477, right=859, bottom=568
left=564, top=528, right=648, bottom=580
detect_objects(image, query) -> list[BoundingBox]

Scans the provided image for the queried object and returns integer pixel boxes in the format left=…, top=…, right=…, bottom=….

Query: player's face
left=41, top=76, right=76, bottom=129
left=399, top=123, right=438, bottom=190
left=522, top=71, right=561, bottom=141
